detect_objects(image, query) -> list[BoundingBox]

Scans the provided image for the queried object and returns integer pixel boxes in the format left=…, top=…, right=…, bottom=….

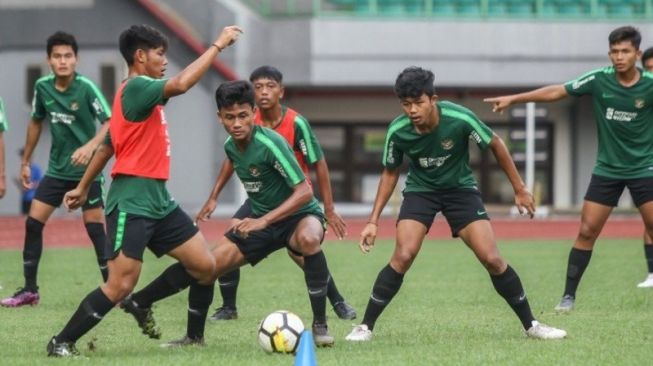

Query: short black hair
left=215, top=80, right=256, bottom=111
left=394, top=66, right=436, bottom=99
left=642, top=47, right=653, bottom=69
left=608, top=26, right=641, bottom=49
left=119, top=25, right=168, bottom=66
left=46, top=31, right=78, bottom=57
left=249, top=65, right=283, bottom=84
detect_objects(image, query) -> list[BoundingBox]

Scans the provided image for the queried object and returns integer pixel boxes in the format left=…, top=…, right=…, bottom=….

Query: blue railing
left=240, top=0, right=653, bottom=18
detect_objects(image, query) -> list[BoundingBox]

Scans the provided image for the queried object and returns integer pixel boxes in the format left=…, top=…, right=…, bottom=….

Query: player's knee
left=192, top=257, right=217, bottom=284
left=105, top=278, right=136, bottom=301
left=393, top=249, right=418, bottom=270
left=295, top=231, right=322, bottom=254
left=480, top=254, right=505, bottom=273
left=577, top=223, right=600, bottom=243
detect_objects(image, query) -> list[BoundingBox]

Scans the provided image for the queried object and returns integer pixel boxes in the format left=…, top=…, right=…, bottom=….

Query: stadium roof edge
left=136, top=0, right=238, bottom=81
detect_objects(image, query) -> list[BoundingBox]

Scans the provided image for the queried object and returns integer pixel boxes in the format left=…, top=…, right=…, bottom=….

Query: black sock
left=56, top=287, right=115, bottom=343
left=303, top=251, right=330, bottom=325
left=187, top=283, right=214, bottom=339
left=23, top=217, right=44, bottom=291
left=644, top=244, right=653, bottom=273
left=85, top=223, right=109, bottom=282
left=490, top=265, right=535, bottom=330
left=362, top=264, right=404, bottom=331
left=131, top=262, right=195, bottom=308
left=326, top=274, right=345, bottom=306
left=217, top=269, right=240, bottom=309
left=563, top=248, right=592, bottom=297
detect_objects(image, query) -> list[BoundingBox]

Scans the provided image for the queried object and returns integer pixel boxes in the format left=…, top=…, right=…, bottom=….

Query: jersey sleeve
left=462, top=111, right=493, bottom=151
left=121, top=76, right=167, bottom=122
left=30, top=84, right=46, bottom=121
left=293, top=115, right=324, bottom=165
left=564, top=70, right=598, bottom=97
left=261, top=132, right=306, bottom=187
left=0, top=97, right=8, bottom=132
left=382, top=127, right=404, bottom=169
left=82, top=78, right=112, bottom=123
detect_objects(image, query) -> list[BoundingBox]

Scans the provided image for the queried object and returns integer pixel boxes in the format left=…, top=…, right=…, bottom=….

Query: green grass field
left=1, top=238, right=651, bottom=365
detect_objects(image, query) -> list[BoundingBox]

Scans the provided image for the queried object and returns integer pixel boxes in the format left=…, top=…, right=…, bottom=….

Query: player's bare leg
left=460, top=220, right=566, bottom=339
left=289, top=215, right=334, bottom=347
left=556, top=201, right=612, bottom=311
left=347, top=219, right=425, bottom=342
left=637, top=203, right=653, bottom=287
left=2, top=200, right=55, bottom=307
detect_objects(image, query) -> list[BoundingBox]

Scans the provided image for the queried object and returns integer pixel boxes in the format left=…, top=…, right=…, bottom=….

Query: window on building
left=26, top=65, right=43, bottom=105
left=100, top=64, right=116, bottom=101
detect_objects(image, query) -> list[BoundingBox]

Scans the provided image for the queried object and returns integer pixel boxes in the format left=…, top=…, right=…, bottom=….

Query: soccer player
left=198, top=65, right=355, bottom=322
left=1, top=32, right=111, bottom=308
left=0, top=97, right=7, bottom=199
left=637, top=47, right=653, bottom=288
left=345, top=66, right=567, bottom=342
left=122, top=80, right=336, bottom=347
left=45, top=24, right=242, bottom=357
left=484, top=26, right=653, bottom=310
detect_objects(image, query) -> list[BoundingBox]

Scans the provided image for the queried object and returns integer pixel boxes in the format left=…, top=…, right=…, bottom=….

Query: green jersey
left=105, top=76, right=177, bottom=219
left=565, top=67, right=653, bottom=179
left=225, top=125, right=322, bottom=217
left=31, top=73, right=111, bottom=180
left=0, top=97, right=8, bottom=133
left=383, top=101, right=493, bottom=192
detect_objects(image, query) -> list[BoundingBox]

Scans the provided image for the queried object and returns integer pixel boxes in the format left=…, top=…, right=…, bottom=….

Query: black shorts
left=398, top=189, right=489, bottom=237
left=225, top=212, right=325, bottom=266
left=584, top=174, right=653, bottom=207
left=105, top=206, right=199, bottom=261
left=233, top=199, right=252, bottom=219
left=34, top=175, right=104, bottom=211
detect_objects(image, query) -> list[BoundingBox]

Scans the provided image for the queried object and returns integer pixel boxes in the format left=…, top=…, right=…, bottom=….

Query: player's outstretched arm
left=483, top=84, right=568, bottom=114
left=196, top=159, right=234, bottom=223
left=64, top=142, right=114, bottom=210
left=488, top=134, right=535, bottom=218
left=163, top=25, right=243, bottom=99
left=360, top=167, right=400, bottom=253
left=20, top=119, right=43, bottom=189
left=232, top=180, right=313, bottom=238
left=314, top=158, right=347, bottom=239
left=70, top=121, right=110, bottom=167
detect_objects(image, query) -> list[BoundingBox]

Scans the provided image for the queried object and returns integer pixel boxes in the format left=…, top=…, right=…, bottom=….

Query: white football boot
left=525, top=321, right=567, bottom=340
left=637, top=274, right=653, bottom=288
left=345, top=324, right=373, bottom=341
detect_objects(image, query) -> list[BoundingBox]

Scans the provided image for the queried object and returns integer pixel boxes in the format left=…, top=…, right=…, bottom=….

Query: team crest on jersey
left=69, top=101, right=79, bottom=111
left=440, top=139, right=454, bottom=150
left=248, top=165, right=261, bottom=177
left=634, top=99, right=645, bottom=109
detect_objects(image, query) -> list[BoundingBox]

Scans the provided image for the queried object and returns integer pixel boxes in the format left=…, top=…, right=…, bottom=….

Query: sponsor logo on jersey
left=634, top=99, right=645, bottom=109
left=249, top=165, right=261, bottom=177
left=605, top=107, right=637, bottom=122
left=386, top=141, right=395, bottom=164
left=418, top=154, right=451, bottom=168
left=243, top=181, right=262, bottom=192
left=273, top=160, right=288, bottom=178
left=469, top=131, right=482, bottom=143
left=92, top=98, right=104, bottom=115
left=49, top=111, right=75, bottom=124
left=572, top=75, right=595, bottom=90
left=601, top=92, right=614, bottom=99
left=441, top=139, right=454, bottom=150
left=299, top=139, right=308, bottom=156
left=45, top=99, right=55, bottom=106
left=70, top=101, right=79, bottom=111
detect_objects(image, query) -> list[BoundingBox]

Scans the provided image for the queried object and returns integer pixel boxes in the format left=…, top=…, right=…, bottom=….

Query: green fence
left=241, top=0, right=653, bottom=19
